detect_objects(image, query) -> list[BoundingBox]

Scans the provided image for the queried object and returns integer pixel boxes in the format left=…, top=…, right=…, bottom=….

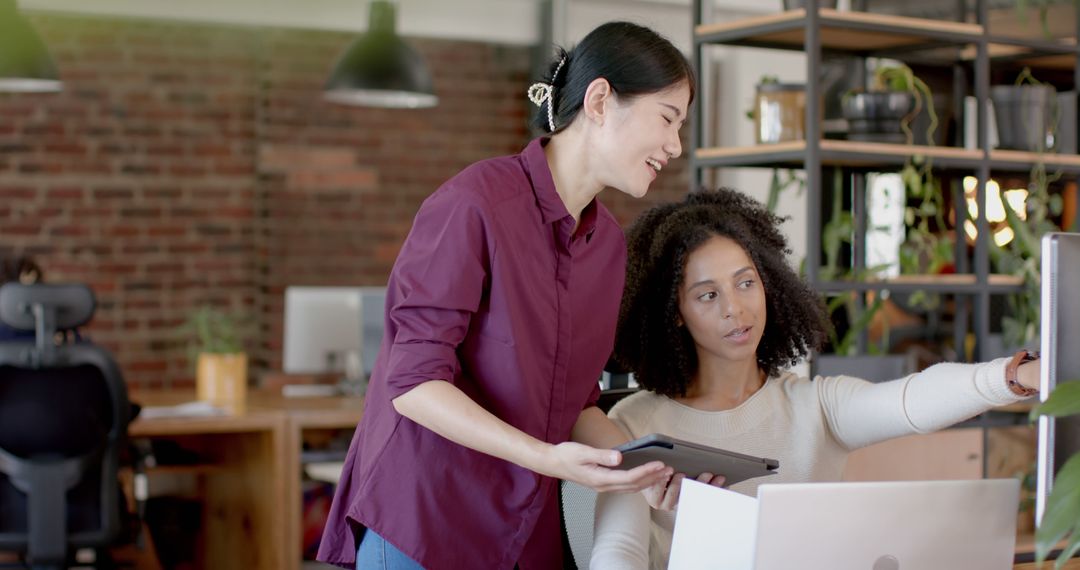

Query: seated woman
left=0, top=255, right=44, bottom=342
left=590, top=188, right=1039, bottom=569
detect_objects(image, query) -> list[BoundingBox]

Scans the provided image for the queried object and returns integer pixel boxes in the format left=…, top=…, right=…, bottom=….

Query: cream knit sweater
left=589, top=358, right=1024, bottom=570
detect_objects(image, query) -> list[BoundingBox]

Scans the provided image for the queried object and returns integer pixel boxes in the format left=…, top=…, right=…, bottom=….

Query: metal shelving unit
left=690, top=0, right=1079, bottom=364
left=690, top=0, right=1079, bottom=478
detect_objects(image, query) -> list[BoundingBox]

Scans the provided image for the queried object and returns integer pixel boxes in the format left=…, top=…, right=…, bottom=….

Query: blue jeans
left=356, top=530, right=425, bottom=570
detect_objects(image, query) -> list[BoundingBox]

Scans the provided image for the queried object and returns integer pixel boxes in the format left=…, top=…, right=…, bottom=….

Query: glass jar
left=755, top=82, right=806, bottom=144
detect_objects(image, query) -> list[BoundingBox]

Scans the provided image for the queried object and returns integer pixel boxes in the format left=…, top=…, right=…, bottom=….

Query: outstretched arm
left=821, top=357, right=1038, bottom=450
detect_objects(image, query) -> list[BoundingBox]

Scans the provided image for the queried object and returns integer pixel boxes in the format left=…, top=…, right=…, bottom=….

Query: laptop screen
left=752, top=480, right=1019, bottom=570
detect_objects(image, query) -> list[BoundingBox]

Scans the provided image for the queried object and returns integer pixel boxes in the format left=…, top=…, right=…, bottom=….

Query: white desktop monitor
left=282, top=286, right=386, bottom=377
left=1036, top=232, right=1080, bottom=524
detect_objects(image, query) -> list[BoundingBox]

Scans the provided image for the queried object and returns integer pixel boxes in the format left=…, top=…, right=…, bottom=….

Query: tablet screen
left=615, top=433, right=778, bottom=485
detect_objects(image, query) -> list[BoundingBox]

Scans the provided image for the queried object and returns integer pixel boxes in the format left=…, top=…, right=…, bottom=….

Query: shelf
left=987, top=2, right=1077, bottom=44
left=692, top=5, right=1070, bottom=366
left=695, top=9, right=982, bottom=53
left=695, top=141, right=1080, bottom=173
left=990, top=149, right=1080, bottom=173
left=957, top=39, right=1079, bottom=71
left=695, top=140, right=983, bottom=170
left=816, top=273, right=1026, bottom=294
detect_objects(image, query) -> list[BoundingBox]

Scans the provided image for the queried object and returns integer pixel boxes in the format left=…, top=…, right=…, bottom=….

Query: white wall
left=703, top=3, right=808, bottom=265
left=556, top=0, right=693, bottom=51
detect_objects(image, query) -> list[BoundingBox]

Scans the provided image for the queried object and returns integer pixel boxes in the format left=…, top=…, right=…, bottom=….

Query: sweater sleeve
left=590, top=402, right=654, bottom=569
left=590, top=491, right=652, bottom=570
left=819, top=357, right=1024, bottom=450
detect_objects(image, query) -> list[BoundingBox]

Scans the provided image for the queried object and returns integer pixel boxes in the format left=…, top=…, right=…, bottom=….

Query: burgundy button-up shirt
left=317, top=138, right=626, bottom=570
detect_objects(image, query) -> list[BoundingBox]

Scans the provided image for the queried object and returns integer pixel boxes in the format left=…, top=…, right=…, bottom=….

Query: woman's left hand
left=642, top=471, right=726, bottom=511
left=1017, top=359, right=1040, bottom=392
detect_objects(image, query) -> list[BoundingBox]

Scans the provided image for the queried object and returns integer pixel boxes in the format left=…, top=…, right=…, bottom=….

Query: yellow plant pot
left=196, top=352, right=248, bottom=411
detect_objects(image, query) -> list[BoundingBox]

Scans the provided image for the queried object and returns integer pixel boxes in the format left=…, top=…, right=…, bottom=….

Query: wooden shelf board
left=822, top=139, right=981, bottom=162
left=1013, top=53, right=1078, bottom=69
left=816, top=274, right=1026, bottom=290
left=875, top=273, right=1025, bottom=287
left=991, top=149, right=1080, bottom=170
left=696, top=9, right=982, bottom=51
left=697, top=142, right=1080, bottom=172
left=960, top=41, right=1077, bottom=70
left=696, top=140, right=981, bottom=166
left=696, top=140, right=804, bottom=160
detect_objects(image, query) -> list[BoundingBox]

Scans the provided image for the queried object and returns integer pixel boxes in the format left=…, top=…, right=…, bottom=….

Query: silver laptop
left=752, top=479, right=1019, bottom=570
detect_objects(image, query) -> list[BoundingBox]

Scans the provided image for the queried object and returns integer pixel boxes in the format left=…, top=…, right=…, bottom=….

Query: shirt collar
left=522, top=137, right=600, bottom=238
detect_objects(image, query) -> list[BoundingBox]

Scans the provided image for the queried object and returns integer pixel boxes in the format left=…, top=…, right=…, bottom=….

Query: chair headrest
left=0, top=283, right=96, bottom=331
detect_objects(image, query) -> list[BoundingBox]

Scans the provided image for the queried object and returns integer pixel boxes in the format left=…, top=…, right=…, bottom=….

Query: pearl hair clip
left=527, top=56, right=567, bottom=132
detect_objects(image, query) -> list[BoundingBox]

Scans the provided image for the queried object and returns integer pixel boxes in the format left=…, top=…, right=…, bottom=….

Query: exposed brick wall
left=253, top=32, right=536, bottom=372
left=0, top=15, right=260, bottom=390
left=0, top=12, right=690, bottom=390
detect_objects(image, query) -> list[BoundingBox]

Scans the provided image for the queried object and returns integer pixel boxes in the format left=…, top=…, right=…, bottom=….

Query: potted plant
left=991, top=68, right=1068, bottom=350
left=1031, top=381, right=1080, bottom=567
left=180, top=306, right=251, bottom=411
left=842, top=63, right=936, bottom=145
left=992, top=68, right=1060, bottom=153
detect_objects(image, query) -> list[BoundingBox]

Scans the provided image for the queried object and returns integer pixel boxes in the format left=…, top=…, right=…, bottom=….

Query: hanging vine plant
left=991, top=67, right=1067, bottom=348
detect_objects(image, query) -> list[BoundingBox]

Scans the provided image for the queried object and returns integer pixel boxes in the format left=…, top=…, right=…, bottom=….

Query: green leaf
left=1002, top=196, right=1040, bottom=258
left=1031, top=381, right=1080, bottom=420
left=1050, top=194, right=1064, bottom=216
left=1056, top=534, right=1080, bottom=570
left=1036, top=453, right=1080, bottom=562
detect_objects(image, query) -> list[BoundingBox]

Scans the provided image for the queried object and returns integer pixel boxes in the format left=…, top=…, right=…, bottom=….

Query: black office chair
left=0, top=283, right=132, bottom=570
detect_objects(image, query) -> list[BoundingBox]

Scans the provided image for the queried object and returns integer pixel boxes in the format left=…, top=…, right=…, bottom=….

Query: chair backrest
left=561, top=481, right=598, bottom=569
left=0, top=283, right=130, bottom=568
left=561, top=387, right=642, bottom=568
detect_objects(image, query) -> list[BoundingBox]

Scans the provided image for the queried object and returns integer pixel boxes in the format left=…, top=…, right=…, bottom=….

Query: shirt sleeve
left=382, top=189, right=491, bottom=401
left=583, top=381, right=601, bottom=411
left=591, top=491, right=651, bottom=570
left=818, top=357, right=1023, bottom=450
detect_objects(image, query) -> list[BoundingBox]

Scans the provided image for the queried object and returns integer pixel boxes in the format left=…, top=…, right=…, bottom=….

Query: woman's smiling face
left=592, top=80, right=689, bottom=198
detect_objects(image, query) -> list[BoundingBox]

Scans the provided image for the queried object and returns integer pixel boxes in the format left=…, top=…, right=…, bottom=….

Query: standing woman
left=318, top=22, right=694, bottom=570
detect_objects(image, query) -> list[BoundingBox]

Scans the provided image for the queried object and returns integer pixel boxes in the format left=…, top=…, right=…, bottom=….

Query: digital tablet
left=614, top=433, right=779, bottom=485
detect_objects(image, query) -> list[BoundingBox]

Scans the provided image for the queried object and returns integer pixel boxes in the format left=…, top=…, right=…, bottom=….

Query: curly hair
left=615, top=188, right=828, bottom=397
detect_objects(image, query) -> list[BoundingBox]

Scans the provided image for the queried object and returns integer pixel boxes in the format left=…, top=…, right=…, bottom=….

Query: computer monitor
left=1036, top=232, right=1080, bottom=524
left=282, top=286, right=386, bottom=378
left=357, top=287, right=386, bottom=380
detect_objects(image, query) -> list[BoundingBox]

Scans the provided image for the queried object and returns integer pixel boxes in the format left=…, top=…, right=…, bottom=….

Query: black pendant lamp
left=324, top=0, right=437, bottom=108
left=0, top=0, right=62, bottom=93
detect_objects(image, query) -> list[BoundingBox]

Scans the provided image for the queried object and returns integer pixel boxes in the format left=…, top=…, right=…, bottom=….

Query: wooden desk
left=1014, top=534, right=1080, bottom=569
left=128, top=393, right=1071, bottom=570
left=128, top=390, right=363, bottom=570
